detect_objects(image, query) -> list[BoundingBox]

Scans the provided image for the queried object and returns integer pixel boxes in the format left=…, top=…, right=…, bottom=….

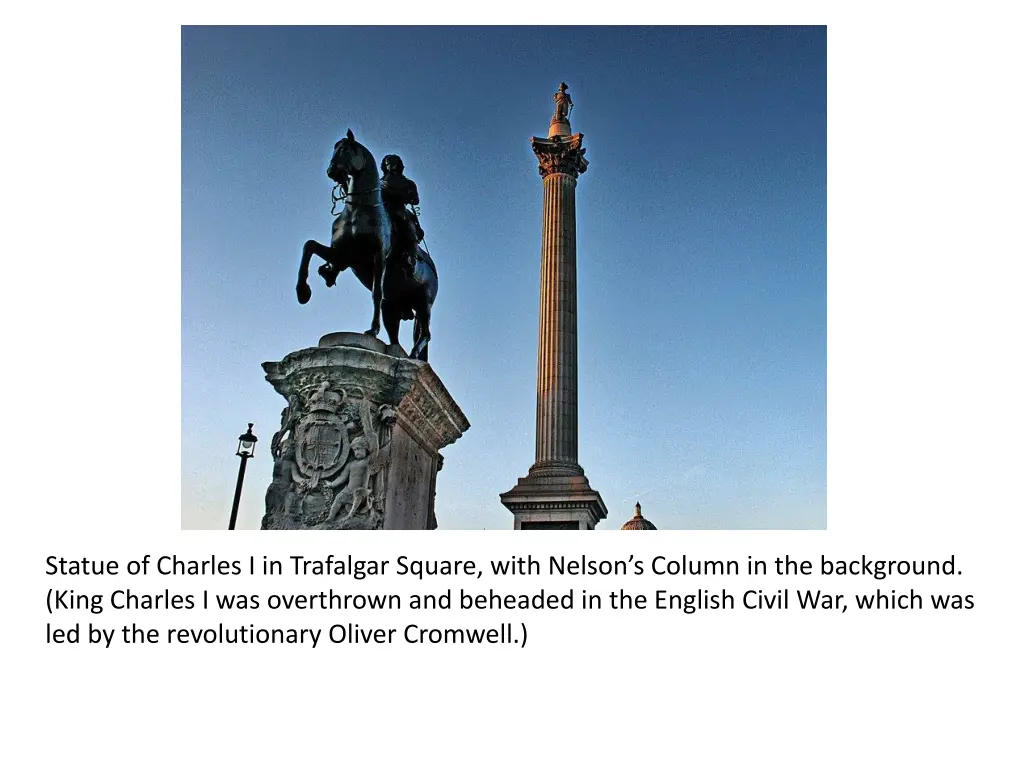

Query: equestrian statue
left=296, top=129, right=438, bottom=361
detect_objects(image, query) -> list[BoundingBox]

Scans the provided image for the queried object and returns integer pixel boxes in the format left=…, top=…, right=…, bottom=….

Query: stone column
left=534, top=168, right=581, bottom=473
left=500, top=85, right=608, bottom=530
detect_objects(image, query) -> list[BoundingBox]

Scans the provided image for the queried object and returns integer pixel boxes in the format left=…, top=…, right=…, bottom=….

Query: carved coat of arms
left=294, top=381, right=349, bottom=487
left=262, top=376, right=395, bottom=530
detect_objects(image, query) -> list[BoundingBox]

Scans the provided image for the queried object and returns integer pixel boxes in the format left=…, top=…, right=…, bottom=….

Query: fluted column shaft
left=534, top=172, right=579, bottom=469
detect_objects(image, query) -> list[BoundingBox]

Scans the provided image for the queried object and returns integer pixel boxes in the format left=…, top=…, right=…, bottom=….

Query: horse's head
left=327, top=128, right=370, bottom=185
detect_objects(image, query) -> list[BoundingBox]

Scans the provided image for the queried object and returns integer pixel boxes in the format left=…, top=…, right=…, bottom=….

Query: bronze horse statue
left=296, top=130, right=438, bottom=361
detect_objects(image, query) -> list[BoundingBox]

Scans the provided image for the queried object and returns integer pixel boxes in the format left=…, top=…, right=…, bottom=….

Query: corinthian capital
left=531, top=134, right=588, bottom=179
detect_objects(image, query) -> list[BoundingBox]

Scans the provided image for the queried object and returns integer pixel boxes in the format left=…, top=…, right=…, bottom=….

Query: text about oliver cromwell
left=43, top=552, right=974, bottom=650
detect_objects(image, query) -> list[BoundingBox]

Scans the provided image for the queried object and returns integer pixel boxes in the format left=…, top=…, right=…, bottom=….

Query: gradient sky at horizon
left=182, top=25, right=825, bottom=530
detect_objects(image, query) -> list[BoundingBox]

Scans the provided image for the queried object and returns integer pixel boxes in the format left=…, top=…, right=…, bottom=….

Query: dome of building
left=621, top=502, right=657, bottom=530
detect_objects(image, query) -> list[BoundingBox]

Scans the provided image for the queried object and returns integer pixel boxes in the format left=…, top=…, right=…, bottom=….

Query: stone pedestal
left=261, top=332, right=469, bottom=530
left=548, top=118, right=571, bottom=139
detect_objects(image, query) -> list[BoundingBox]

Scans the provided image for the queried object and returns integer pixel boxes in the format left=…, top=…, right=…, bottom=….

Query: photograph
left=182, top=26, right=826, bottom=530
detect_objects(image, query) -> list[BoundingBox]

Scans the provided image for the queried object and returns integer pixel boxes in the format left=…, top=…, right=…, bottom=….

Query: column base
left=527, top=459, right=586, bottom=477
left=500, top=470, right=608, bottom=530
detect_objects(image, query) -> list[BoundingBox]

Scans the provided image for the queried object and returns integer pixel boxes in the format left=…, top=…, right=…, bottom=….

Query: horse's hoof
left=364, top=327, right=380, bottom=338
left=318, top=263, right=338, bottom=287
left=297, top=284, right=312, bottom=305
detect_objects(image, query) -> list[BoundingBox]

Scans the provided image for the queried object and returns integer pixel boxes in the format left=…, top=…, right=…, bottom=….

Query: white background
left=4, top=3, right=1023, bottom=766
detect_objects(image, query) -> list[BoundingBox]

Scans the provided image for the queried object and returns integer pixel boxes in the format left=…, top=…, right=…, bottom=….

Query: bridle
left=329, top=147, right=381, bottom=215
left=330, top=182, right=348, bottom=215
left=330, top=177, right=382, bottom=214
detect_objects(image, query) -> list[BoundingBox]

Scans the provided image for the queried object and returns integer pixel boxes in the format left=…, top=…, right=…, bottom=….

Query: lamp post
left=228, top=423, right=258, bottom=530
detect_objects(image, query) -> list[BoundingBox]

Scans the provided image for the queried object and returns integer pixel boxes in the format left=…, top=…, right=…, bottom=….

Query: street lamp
left=228, top=423, right=258, bottom=530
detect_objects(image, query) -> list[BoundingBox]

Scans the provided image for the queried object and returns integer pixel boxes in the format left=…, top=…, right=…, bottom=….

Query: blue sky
left=182, top=26, right=825, bottom=530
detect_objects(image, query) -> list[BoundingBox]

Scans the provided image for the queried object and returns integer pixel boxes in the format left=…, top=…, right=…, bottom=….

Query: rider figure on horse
left=380, top=154, right=424, bottom=275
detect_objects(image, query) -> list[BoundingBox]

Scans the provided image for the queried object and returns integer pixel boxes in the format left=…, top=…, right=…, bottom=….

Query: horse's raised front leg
left=365, top=251, right=384, bottom=337
left=297, top=240, right=332, bottom=304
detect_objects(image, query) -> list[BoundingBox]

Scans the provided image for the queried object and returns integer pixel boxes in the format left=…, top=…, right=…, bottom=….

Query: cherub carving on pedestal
left=324, top=398, right=392, bottom=528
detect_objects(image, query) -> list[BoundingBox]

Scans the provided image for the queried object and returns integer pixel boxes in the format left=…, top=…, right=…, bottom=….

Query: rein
left=331, top=180, right=382, bottom=215
left=330, top=183, right=345, bottom=215
left=411, top=204, right=433, bottom=259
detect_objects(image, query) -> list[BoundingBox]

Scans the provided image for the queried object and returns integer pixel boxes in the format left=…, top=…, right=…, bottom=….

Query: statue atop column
left=553, top=82, right=573, bottom=121
left=549, top=82, right=574, bottom=138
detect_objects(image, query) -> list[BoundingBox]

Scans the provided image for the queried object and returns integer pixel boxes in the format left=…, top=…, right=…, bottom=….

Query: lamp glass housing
left=236, top=425, right=257, bottom=458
